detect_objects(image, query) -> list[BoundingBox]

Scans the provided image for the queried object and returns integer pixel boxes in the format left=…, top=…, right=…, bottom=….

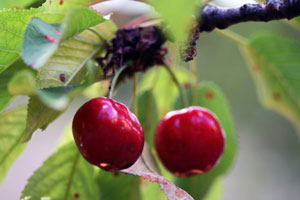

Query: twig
left=184, top=0, right=300, bottom=61
left=108, top=64, right=130, bottom=99
left=200, top=0, right=300, bottom=33
left=163, top=64, right=188, bottom=108
left=132, top=74, right=138, bottom=115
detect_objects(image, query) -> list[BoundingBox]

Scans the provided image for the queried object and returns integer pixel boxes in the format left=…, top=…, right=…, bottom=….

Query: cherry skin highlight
left=155, top=106, right=225, bottom=177
left=72, top=97, right=144, bottom=171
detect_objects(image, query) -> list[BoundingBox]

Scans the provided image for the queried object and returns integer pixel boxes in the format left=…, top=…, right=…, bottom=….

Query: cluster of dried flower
left=96, top=26, right=166, bottom=77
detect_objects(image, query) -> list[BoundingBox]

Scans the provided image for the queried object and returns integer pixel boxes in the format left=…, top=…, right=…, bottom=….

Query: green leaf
left=141, top=179, right=165, bottom=200
left=82, top=81, right=110, bottom=98
left=36, top=36, right=98, bottom=88
left=21, top=142, right=99, bottom=200
left=203, top=177, right=224, bottom=200
left=35, top=20, right=113, bottom=88
left=8, top=69, right=36, bottom=95
left=22, top=8, right=104, bottom=69
left=137, top=90, right=159, bottom=147
left=0, top=8, right=39, bottom=73
left=92, top=20, right=118, bottom=41
left=152, top=0, right=200, bottom=42
left=289, top=17, right=300, bottom=32
left=0, top=106, right=27, bottom=184
left=139, top=67, right=190, bottom=117
left=22, top=17, right=62, bottom=69
left=0, top=59, right=30, bottom=111
left=8, top=59, right=103, bottom=111
left=97, top=171, right=142, bottom=200
left=36, top=85, right=80, bottom=110
left=7, top=68, right=78, bottom=110
left=22, top=95, right=62, bottom=142
left=36, top=59, right=104, bottom=110
left=174, top=82, right=237, bottom=199
left=0, top=0, right=95, bottom=73
left=0, top=0, right=37, bottom=9
left=21, top=73, right=91, bottom=142
left=60, top=7, right=105, bottom=41
left=242, top=33, right=300, bottom=136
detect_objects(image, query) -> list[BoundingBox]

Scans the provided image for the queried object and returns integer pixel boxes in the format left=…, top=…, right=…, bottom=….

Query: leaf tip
left=21, top=128, right=32, bottom=143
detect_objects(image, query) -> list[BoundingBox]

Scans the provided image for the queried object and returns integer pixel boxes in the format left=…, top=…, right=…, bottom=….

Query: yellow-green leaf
left=21, top=142, right=99, bottom=200
left=242, top=33, right=300, bottom=137
left=0, top=106, right=27, bottom=184
left=0, top=0, right=95, bottom=73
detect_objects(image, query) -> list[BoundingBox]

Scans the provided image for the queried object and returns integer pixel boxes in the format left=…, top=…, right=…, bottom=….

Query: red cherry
left=72, top=97, right=144, bottom=171
left=155, top=106, right=225, bottom=177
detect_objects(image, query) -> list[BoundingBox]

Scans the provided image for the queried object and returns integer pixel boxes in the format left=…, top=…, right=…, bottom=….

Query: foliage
left=242, top=34, right=300, bottom=137
left=0, top=106, right=27, bottom=184
left=21, top=142, right=100, bottom=200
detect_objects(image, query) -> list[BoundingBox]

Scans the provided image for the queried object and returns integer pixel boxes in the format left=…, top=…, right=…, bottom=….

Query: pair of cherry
left=72, top=97, right=225, bottom=177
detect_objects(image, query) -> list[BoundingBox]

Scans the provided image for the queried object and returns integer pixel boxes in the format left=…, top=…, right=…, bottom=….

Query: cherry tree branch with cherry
left=1, top=0, right=300, bottom=199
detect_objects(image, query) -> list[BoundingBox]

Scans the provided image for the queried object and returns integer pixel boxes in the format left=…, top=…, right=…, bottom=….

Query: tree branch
left=200, top=0, right=300, bottom=32
left=184, top=0, right=300, bottom=61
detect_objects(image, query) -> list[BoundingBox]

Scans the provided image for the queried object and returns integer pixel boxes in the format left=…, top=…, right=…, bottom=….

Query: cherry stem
left=87, top=28, right=111, bottom=45
left=149, top=67, right=159, bottom=90
left=189, top=59, right=198, bottom=105
left=108, top=64, right=130, bottom=99
left=132, top=74, right=138, bottom=115
left=87, top=28, right=105, bottom=40
left=163, top=64, right=188, bottom=108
